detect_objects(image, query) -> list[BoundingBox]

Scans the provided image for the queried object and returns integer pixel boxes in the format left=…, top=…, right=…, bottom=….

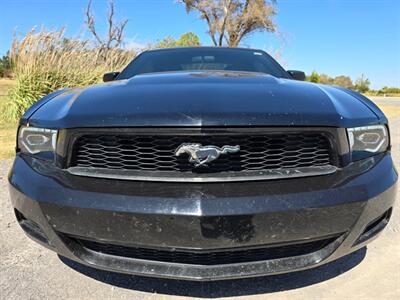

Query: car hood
left=26, top=71, right=382, bottom=128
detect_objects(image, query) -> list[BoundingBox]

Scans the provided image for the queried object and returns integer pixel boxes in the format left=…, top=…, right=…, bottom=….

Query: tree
left=155, top=37, right=178, bottom=49
left=378, top=86, right=400, bottom=95
left=0, top=52, right=12, bottom=78
left=180, top=0, right=277, bottom=47
left=177, top=32, right=201, bottom=46
left=333, top=75, right=353, bottom=89
left=85, top=0, right=128, bottom=58
left=318, top=73, right=334, bottom=85
left=354, top=74, right=370, bottom=93
left=305, top=72, right=374, bottom=93
left=155, top=32, right=201, bottom=48
left=307, top=71, right=320, bottom=83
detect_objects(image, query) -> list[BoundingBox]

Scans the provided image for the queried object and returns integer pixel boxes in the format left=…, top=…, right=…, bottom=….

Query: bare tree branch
left=107, top=0, right=115, bottom=49
left=85, top=0, right=104, bottom=47
left=84, top=0, right=128, bottom=58
left=185, top=1, right=219, bottom=46
left=217, top=0, right=232, bottom=46
left=181, top=0, right=277, bottom=47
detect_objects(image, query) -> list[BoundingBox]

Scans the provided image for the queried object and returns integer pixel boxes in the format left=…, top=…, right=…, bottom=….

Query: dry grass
left=0, top=79, right=15, bottom=96
left=0, top=122, right=17, bottom=159
left=0, top=80, right=17, bottom=159
left=0, top=79, right=15, bottom=121
left=6, top=28, right=135, bottom=120
left=377, top=104, right=400, bottom=119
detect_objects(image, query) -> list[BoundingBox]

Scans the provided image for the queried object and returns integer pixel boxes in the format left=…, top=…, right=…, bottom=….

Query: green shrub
left=378, top=87, right=400, bottom=95
left=155, top=32, right=201, bottom=48
left=5, top=28, right=135, bottom=120
left=353, top=74, right=370, bottom=93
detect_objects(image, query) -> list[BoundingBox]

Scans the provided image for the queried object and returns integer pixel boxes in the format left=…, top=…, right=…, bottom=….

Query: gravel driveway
left=1, top=99, right=399, bottom=300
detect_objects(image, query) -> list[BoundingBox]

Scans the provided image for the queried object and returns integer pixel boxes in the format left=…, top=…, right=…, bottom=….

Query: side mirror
left=287, top=70, right=306, bottom=81
left=103, top=72, right=120, bottom=82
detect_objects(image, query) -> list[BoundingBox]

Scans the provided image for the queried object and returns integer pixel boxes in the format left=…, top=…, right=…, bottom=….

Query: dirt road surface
left=1, top=98, right=399, bottom=300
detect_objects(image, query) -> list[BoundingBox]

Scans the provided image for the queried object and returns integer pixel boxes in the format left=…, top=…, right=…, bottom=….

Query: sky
left=1, top=0, right=399, bottom=89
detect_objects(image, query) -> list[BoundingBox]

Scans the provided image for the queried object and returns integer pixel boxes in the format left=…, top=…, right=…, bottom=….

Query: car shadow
left=59, top=247, right=366, bottom=298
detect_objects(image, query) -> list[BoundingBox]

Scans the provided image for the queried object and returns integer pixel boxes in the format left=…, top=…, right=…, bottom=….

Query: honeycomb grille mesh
left=69, top=132, right=333, bottom=174
left=71, top=235, right=337, bottom=265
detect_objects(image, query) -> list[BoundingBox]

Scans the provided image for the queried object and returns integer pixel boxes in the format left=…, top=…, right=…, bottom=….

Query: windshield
left=118, top=48, right=289, bottom=79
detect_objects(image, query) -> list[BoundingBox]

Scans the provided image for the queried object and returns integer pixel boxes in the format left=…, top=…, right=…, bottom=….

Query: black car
left=9, top=47, right=397, bottom=281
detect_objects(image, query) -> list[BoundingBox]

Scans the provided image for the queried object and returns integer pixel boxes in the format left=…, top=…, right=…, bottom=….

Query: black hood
left=26, top=71, right=383, bottom=128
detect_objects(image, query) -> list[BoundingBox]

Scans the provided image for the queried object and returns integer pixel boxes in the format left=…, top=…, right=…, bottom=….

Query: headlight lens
left=18, top=126, right=57, bottom=159
left=347, top=125, right=389, bottom=160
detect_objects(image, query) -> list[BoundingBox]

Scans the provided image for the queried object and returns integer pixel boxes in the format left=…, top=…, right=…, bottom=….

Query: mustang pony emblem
left=175, top=143, right=240, bottom=167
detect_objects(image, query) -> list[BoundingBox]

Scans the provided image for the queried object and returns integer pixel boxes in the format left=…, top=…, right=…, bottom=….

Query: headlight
left=347, top=125, right=389, bottom=160
left=18, top=126, right=58, bottom=160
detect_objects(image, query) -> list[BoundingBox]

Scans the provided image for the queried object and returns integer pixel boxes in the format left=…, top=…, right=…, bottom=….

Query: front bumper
left=9, top=153, right=398, bottom=281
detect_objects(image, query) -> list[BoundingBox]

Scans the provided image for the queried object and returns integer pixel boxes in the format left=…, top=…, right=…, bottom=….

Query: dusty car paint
left=25, top=71, right=384, bottom=129
left=10, top=47, right=397, bottom=280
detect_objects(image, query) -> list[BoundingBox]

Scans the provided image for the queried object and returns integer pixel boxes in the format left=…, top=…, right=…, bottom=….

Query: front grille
left=71, top=236, right=338, bottom=265
left=69, top=131, right=334, bottom=177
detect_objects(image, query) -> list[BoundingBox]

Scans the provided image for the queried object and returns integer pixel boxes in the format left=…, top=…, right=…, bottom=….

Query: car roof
left=143, top=46, right=267, bottom=54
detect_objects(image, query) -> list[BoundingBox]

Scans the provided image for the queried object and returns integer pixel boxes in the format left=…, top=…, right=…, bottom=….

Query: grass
left=0, top=79, right=18, bottom=159
left=6, top=28, right=135, bottom=121
left=0, top=79, right=15, bottom=96
left=365, top=92, right=400, bottom=97
left=0, top=122, right=17, bottom=159
left=0, top=78, right=399, bottom=160
left=378, top=105, right=400, bottom=119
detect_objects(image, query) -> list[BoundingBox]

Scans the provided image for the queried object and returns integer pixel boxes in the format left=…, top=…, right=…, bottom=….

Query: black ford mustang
left=9, top=47, right=397, bottom=281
